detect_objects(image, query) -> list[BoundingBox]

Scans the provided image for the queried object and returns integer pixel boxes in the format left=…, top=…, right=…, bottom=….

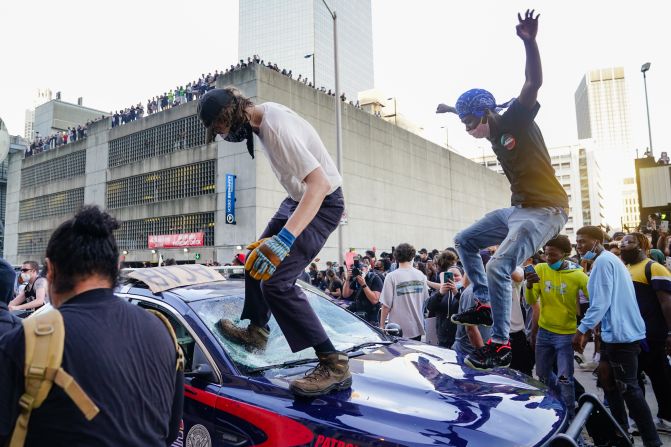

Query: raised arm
left=516, top=9, right=542, bottom=109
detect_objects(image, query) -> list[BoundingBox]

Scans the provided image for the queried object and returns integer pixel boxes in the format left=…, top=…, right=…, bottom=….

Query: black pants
left=599, top=341, right=662, bottom=447
left=241, top=188, right=344, bottom=353
left=638, top=340, right=671, bottom=421
left=509, top=330, right=534, bottom=376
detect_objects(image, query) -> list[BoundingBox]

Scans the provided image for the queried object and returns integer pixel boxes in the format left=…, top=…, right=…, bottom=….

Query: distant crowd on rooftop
left=26, top=54, right=367, bottom=157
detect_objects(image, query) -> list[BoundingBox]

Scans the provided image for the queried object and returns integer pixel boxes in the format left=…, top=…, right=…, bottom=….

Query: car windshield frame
left=189, top=282, right=390, bottom=375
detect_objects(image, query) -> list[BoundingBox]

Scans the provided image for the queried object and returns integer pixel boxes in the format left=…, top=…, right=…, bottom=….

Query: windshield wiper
left=344, top=340, right=395, bottom=353
left=247, top=357, right=320, bottom=374
left=247, top=341, right=395, bottom=374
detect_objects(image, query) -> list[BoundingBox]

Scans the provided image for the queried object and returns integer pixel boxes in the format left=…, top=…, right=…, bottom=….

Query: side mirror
left=185, top=363, right=215, bottom=381
left=384, top=323, right=403, bottom=338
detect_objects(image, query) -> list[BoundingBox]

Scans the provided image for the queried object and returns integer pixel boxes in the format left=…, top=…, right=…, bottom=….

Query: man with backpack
left=621, top=232, right=671, bottom=433
left=0, top=206, right=183, bottom=446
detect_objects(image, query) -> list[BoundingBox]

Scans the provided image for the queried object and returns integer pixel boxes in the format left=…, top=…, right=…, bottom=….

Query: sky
left=1, top=0, right=668, bottom=162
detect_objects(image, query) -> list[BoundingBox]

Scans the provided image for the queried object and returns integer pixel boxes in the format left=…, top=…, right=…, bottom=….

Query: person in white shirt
left=380, top=243, right=429, bottom=340
left=197, top=87, right=348, bottom=397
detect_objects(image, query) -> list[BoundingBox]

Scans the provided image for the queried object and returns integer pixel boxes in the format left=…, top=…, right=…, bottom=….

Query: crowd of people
left=26, top=54, right=363, bottom=158
left=299, top=226, right=671, bottom=441
left=110, top=55, right=360, bottom=129
left=25, top=118, right=105, bottom=157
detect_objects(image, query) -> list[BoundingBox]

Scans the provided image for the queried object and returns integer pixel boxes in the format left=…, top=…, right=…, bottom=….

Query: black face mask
left=224, top=121, right=255, bottom=159
left=620, top=249, right=640, bottom=265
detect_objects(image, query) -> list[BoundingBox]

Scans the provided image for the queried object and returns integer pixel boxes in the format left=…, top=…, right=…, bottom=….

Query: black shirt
left=0, top=288, right=183, bottom=446
left=347, top=272, right=384, bottom=323
left=490, top=100, right=568, bottom=208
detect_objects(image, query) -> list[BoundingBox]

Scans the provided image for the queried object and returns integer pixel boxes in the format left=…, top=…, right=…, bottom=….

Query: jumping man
left=197, top=87, right=349, bottom=396
left=436, top=10, right=568, bottom=370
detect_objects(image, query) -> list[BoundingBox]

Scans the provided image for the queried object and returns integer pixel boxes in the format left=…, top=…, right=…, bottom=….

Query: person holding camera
left=342, top=258, right=383, bottom=325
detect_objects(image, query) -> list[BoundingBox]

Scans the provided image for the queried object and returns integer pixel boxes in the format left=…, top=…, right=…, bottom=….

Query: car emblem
left=185, top=424, right=211, bottom=447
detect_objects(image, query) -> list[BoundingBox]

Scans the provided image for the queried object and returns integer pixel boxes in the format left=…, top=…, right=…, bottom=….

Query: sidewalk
left=571, top=342, right=671, bottom=446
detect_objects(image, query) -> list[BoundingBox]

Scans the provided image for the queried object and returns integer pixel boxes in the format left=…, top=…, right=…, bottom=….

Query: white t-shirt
left=257, top=103, right=342, bottom=202
left=510, top=280, right=525, bottom=333
left=380, top=267, right=429, bottom=339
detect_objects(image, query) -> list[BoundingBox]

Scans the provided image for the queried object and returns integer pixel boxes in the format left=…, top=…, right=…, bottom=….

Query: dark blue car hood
left=251, top=340, right=566, bottom=446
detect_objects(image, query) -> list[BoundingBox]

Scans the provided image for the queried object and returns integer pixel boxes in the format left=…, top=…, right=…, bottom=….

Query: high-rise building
left=574, top=67, right=635, bottom=227
left=24, top=88, right=53, bottom=140
left=622, top=177, right=640, bottom=231
left=238, top=0, right=374, bottom=98
left=473, top=143, right=605, bottom=240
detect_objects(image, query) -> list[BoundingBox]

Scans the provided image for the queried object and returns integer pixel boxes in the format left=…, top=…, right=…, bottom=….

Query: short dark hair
left=434, top=250, right=457, bottom=271
left=365, top=250, right=376, bottom=259
left=22, top=260, right=39, bottom=272
left=394, top=243, right=416, bottom=263
left=544, top=235, right=572, bottom=255
left=46, top=206, right=120, bottom=294
left=577, top=226, right=605, bottom=243
left=419, top=248, right=428, bottom=254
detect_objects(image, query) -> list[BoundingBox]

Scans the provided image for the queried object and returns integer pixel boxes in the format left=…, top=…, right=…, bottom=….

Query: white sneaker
left=656, top=418, right=671, bottom=434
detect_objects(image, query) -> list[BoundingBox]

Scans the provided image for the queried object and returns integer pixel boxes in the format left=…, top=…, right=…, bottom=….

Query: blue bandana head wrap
left=455, top=89, right=513, bottom=119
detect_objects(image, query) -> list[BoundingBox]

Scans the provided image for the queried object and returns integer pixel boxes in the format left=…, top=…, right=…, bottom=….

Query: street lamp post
left=386, top=97, right=398, bottom=125
left=641, top=62, right=653, bottom=157
left=320, top=0, right=344, bottom=265
left=441, top=125, right=449, bottom=148
left=304, top=53, right=315, bottom=86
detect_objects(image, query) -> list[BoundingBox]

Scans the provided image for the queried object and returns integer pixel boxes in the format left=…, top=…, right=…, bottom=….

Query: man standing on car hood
left=197, top=86, right=349, bottom=397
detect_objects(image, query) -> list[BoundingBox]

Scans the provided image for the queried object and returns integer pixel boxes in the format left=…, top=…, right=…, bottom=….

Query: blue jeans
left=535, top=328, right=576, bottom=419
left=455, top=205, right=566, bottom=342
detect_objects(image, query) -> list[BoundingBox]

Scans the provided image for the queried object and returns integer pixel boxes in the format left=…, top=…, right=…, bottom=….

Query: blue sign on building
left=225, top=174, right=236, bottom=225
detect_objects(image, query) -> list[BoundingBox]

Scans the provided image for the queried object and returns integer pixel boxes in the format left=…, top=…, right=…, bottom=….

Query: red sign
left=148, top=232, right=204, bottom=249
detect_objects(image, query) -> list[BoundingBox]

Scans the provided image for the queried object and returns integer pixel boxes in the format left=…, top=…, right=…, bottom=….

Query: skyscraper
left=574, top=67, right=635, bottom=227
left=24, top=88, right=53, bottom=140
left=238, top=0, right=374, bottom=98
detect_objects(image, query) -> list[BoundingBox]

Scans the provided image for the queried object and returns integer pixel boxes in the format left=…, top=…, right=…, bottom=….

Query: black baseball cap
left=197, top=89, right=235, bottom=142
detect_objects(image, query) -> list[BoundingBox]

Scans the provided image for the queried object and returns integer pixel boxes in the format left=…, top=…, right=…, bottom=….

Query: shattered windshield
left=189, top=283, right=386, bottom=373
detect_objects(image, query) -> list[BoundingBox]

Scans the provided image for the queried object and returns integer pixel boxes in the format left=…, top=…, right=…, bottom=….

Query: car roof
left=119, top=265, right=248, bottom=301
left=120, top=276, right=245, bottom=302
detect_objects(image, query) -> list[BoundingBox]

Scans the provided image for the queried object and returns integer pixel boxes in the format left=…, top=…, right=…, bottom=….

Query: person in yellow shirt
left=526, top=235, right=588, bottom=419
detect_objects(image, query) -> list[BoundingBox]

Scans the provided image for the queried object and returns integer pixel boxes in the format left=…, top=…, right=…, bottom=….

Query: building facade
left=3, top=65, right=509, bottom=266
left=622, top=176, right=640, bottom=231
left=473, top=143, right=605, bottom=241
left=238, top=0, right=374, bottom=98
left=575, top=67, right=635, bottom=227
left=32, top=99, right=108, bottom=140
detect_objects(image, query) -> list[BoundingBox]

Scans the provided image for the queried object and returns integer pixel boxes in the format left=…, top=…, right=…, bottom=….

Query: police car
left=118, top=265, right=568, bottom=447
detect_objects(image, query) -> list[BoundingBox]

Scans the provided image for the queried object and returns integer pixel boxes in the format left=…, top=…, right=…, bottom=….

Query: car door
left=123, top=295, right=251, bottom=446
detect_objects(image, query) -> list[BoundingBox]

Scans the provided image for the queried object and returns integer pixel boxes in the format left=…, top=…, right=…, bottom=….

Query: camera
left=352, top=267, right=362, bottom=277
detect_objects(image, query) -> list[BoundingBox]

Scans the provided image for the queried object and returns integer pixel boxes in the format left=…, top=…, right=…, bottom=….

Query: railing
left=549, top=393, right=632, bottom=447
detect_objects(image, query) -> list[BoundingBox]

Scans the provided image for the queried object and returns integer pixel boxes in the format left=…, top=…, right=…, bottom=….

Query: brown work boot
left=218, top=319, right=269, bottom=350
left=289, top=352, right=352, bottom=397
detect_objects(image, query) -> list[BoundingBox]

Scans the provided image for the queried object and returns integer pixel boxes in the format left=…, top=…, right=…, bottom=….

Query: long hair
left=213, top=86, right=255, bottom=129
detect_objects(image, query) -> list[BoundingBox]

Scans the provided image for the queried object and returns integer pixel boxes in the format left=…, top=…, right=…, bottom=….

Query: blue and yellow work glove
left=245, top=228, right=295, bottom=281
